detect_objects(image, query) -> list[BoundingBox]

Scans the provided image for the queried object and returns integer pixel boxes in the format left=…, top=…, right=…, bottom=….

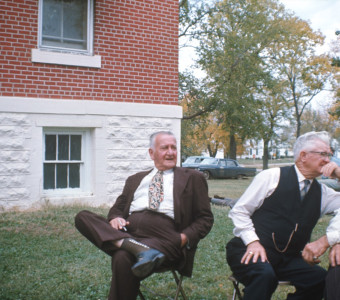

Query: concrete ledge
left=31, top=49, right=101, bottom=68
left=0, top=97, right=183, bottom=119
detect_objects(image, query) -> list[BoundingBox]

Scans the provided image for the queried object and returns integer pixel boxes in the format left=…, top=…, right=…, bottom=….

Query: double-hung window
left=43, top=132, right=84, bottom=190
left=39, top=0, right=94, bottom=54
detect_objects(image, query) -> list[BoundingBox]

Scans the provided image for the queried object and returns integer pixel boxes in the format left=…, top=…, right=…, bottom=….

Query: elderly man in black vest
left=226, top=131, right=340, bottom=300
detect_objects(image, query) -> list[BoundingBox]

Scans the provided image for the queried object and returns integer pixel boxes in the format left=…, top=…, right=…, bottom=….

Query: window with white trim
left=43, top=130, right=87, bottom=191
left=39, top=0, right=94, bottom=54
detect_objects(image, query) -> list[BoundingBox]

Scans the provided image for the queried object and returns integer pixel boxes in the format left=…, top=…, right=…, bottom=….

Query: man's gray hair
left=293, top=131, right=331, bottom=161
left=149, top=131, right=176, bottom=149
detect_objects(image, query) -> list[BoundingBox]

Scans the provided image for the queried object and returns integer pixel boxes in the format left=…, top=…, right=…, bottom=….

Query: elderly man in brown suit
left=75, top=131, right=214, bottom=300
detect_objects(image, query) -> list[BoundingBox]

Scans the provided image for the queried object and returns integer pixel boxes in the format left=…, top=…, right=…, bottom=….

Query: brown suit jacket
left=107, top=166, right=214, bottom=276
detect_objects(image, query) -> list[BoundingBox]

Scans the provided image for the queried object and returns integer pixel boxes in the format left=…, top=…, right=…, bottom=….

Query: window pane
left=70, top=135, right=81, bottom=160
left=58, top=135, right=69, bottom=160
left=64, top=0, right=87, bottom=44
left=42, top=0, right=88, bottom=50
left=45, top=135, right=56, bottom=160
left=69, top=163, right=80, bottom=188
left=56, top=163, right=68, bottom=188
left=42, top=0, right=61, bottom=39
left=44, top=163, right=55, bottom=189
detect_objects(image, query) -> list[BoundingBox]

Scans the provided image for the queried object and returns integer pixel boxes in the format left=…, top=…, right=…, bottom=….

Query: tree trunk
left=296, top=115, right=301, bottom=138
left=207, top=144, right=213, bottom=157
left=229, top=134, right=237, bottom=159
left=263, top=139, right=269, bottom=170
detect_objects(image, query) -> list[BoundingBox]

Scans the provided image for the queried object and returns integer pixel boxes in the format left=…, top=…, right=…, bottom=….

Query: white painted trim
left=36, top=119, right=103, bottom=128
left=31, top=49, right=101, bottom=68
left=0, top=97, right=183, bottom=119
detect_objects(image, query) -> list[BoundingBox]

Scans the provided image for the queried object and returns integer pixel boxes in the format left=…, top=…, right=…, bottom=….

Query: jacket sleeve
left=180, top=171, right=214, bottom=248
left=107, top=175, right=135, bottom=221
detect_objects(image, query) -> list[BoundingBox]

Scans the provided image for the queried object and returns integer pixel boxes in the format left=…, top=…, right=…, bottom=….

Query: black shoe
left=131, top=249, right=165, bottom=278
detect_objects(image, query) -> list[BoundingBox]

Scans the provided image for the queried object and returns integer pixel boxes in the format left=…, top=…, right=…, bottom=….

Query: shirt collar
left=294, top=165, right=312, bottom=184
left=152, top=168, right=174, bottom=175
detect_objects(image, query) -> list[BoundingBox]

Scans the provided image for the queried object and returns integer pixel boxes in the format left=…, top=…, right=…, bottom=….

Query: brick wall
left=0, top=0, right=178, bottom=104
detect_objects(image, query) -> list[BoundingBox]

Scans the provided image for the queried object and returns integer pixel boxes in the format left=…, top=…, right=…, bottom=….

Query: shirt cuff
left=326, top=231, right=340, bottom=247
left=327, top=231, right=340, bottom=247
left=240, top=231, right=260, bottom=246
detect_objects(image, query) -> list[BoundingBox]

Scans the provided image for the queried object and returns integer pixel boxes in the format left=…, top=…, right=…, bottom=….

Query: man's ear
left=149, top=148, right=154, bottom=160
left=300, top=151, right=308, bottom=162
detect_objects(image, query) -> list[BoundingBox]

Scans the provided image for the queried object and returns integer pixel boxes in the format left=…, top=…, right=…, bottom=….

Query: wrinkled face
left=149, top=134, right=177, bottom=171
left=301, top=140, right=332, bottom=177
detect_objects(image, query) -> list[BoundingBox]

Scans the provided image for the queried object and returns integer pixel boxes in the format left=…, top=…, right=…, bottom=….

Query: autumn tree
left=329, top=31, right=340, bottom=130
left=300, top=106, right=338, bottom=135
left=180, top=82, right=230, bottom=158
left=254, top=78, right=292, bottom=169
left=196, top=0, right=289, bottom=159
left=265, top=15, right=333, bottom=137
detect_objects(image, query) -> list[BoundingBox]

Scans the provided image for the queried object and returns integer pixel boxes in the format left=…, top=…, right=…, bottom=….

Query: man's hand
left=109, top=217, right=130, bottom=231
left=241, top=240, right=268, bottom=264
left=321, top=162, right=340, bottom=179
left=302, top=235, right=329, bottom=265
left=329, top=243, right=340, bottom=267
left=180, top=233, right=188, bottom=248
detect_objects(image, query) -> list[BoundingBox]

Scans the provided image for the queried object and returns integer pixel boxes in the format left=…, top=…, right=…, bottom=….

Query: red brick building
left=0, top=0, right=182, bottom=210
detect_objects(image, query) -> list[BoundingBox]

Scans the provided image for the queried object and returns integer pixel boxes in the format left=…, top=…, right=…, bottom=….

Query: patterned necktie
left=149, top=171, right=164, bottom=210
left=300, top=179, right=310, bottom=201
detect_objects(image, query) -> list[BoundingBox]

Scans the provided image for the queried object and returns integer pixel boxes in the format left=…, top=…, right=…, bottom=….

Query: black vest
left=251, top=166, right=321, bottom=255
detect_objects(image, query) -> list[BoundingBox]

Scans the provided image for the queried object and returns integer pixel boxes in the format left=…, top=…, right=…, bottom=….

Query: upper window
left=39, top=0, right=94, bottom=54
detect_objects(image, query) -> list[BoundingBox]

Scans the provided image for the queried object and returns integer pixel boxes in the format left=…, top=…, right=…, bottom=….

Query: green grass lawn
left=0, top=179, right=331, bottom=299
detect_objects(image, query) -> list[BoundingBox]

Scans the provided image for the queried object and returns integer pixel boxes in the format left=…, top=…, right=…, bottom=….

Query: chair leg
left=172, top=270, right=187, bottom=300
left=232, top=281, right=243, bottom=300
left=138, top=289, right=146, bottom=300
left=229, top=274, right=292, bottom=300
left=229, top=275, right=243, bottom=300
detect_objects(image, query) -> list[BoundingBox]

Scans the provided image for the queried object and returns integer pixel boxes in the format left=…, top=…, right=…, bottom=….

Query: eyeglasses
left=308, top=151, right=333, bottom=158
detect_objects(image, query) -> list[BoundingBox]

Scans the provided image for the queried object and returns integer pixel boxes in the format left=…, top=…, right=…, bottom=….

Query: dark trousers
left=325, top=265, right=340, bottom=300
left=226, top=237, right=327, bottom=300
left=75, top=210, right=183, bottom=300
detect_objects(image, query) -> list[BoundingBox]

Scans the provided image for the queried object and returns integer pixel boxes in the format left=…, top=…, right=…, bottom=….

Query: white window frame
left=43, top=128, right=92, bottom=196
left=38, top=0, right=94, bottom=55
left=33, top=0, right=101, bottom=68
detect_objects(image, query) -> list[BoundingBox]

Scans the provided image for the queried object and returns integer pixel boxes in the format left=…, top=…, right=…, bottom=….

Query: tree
left=329, top=31, right=340, bottom=124
left=300, top=106, right=338, bottom=135
left=179, top=0, right=212, bottom=42
left=196, top=0, right=289, bottom=159
left=181, top=92, right=230, bottom=158
left=266, top=16, right=333, bottom=137
left=255, top=79, right=292, bottom=169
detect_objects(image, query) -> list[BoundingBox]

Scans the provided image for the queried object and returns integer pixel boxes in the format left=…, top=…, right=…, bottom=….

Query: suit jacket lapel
left=173, top=167, right=189, bottom=224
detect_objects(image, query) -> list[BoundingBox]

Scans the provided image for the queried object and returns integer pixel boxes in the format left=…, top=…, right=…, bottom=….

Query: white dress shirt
left=129, top=168, right=175, bottom=218
left=229, top=165, right=340, bottom=246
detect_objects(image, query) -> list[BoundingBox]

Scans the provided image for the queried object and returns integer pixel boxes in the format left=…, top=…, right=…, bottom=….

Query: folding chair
left=138, top=242, right=197, bottom=299
left=229, top=274, right=292, bottom=300
left=138, top=268, right=188, bottom=300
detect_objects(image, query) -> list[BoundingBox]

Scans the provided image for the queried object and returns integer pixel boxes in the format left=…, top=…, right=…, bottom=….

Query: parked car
left=197, top=157, right=257, bottom=180
left=182, top=156, right=206, bottom=169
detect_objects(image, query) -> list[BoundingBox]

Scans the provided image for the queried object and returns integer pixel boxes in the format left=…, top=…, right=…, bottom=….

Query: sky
left=179, top=0, right=340, bottom=108
left=280, top=0, right=340, bottom=53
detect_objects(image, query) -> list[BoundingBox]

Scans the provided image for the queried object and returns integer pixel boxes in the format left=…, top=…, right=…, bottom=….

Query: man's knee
left=233, top=261, right=277, bottom=288
left=75, top=210, right=91, bottom=227
left=251, top=262, right=277, bottom=283
left=241, top=263, right=278, bottom=300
